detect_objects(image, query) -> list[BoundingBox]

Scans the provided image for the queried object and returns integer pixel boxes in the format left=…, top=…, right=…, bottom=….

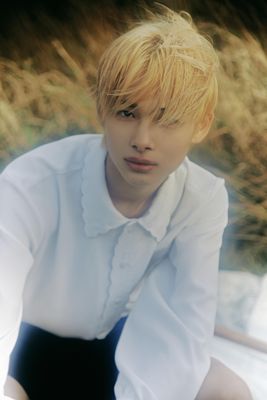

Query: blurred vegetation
left=0, top=0, right=266, bottom=273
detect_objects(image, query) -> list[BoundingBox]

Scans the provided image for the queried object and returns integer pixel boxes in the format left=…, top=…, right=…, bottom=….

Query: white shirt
left=0, top=133, right=228, bottom=400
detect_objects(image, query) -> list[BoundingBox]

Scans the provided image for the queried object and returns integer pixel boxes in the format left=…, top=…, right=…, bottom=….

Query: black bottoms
left=8, top=319, right=126, bottom=400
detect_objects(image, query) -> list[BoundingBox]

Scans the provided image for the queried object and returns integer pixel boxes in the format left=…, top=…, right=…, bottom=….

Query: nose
left=130, top=120, right=154, bottom=153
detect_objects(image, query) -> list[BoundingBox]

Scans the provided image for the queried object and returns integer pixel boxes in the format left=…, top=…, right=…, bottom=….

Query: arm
left=215, top=324, right=267, bottom=354
left=4, top=376, right=29, bottom=400
left=0, top=230, right=33, bottom=400
left=0, top=176, right=38, bottom=400
left=114, top=182, right=228, bottom=400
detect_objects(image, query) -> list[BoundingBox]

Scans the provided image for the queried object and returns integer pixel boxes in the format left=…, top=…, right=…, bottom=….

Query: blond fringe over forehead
left=96, top=7, right=219, bottom=126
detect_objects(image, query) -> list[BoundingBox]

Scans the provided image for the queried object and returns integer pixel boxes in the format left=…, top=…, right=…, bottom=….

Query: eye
left=117, top=109, right=135, bottom=119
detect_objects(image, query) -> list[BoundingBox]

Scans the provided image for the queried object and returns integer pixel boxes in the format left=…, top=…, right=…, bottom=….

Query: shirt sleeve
left=0, top=175, right=38, bottom=400
left=114, top=181, right=229, bottom=400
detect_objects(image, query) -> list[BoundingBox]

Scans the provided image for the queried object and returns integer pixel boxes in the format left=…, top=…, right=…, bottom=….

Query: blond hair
left=96, top=6, right=219, bottom=126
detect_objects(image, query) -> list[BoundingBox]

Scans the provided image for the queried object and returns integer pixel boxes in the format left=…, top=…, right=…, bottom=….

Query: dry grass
left=0, top=44, right=100, bottom=160
left=0, top=2, right=146, bottom=160
left=0, top=1, right=266, bottom=272
left=190, top=22, right=267, bottom=272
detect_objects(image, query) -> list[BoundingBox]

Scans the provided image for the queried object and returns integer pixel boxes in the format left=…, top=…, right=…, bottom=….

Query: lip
left=124, top=157, right=158, bottom=172
left=124, top=157, right=158, bottom=166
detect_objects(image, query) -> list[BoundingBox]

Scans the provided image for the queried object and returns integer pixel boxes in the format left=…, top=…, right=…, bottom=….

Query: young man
left=1, top=6, right=252, bottom=400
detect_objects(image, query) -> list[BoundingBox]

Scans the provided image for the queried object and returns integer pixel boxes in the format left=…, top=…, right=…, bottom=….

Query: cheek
left=164, top=143, right=190, bottom=167
left=104, top=132, right=124, bottom=160
left=166, top=141, right=189, bottom=159
left=103, top=125, right=116, bottom=147
left=107, top=127, right=128, bottom=149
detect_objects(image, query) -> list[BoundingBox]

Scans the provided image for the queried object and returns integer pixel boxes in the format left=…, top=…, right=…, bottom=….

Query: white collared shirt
left=0, top=134, right=228, bottom=400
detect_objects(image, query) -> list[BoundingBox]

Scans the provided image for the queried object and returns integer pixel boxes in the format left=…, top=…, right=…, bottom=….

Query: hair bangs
left=96, top=9, right=219, bottom=125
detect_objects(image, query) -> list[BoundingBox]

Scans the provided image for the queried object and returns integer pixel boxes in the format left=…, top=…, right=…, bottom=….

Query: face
left=103, top=102, right=211, bottom=197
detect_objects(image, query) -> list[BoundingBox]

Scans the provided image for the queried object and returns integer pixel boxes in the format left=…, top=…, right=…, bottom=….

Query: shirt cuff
left=0, top=306, right=22, bottom=400
left=115, top=374, right=138, bottom=400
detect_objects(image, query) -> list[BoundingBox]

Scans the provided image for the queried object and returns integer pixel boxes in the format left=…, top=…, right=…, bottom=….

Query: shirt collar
left=81, top=135, right=187, bottom=241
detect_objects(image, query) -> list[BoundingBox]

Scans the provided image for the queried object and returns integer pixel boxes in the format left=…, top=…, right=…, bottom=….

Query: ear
left=191, top=112, right=214, bottom=144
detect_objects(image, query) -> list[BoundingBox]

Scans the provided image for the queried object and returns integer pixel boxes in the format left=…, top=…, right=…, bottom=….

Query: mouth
left=124, top=157, right=158, bottom=172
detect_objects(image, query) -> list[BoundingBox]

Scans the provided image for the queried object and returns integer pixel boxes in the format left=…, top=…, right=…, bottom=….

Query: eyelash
left=117, top=110, right=135, bottom=119
left=116, top=110, right=179, bottom=128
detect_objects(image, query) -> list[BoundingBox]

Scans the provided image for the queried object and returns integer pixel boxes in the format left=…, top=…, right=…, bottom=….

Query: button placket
left=100, top=223, right=157, bottom=325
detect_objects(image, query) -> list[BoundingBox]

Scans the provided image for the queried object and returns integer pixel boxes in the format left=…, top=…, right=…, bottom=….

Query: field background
left=0, top=0, right=266, bottom=274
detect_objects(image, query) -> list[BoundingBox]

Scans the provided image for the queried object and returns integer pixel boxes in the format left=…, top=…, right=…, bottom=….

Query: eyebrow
left=127, top=103, right=138, bottom=109
left=118, top=101, right=137, bottom=109
left=158, top=107, right=165, bottom=119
